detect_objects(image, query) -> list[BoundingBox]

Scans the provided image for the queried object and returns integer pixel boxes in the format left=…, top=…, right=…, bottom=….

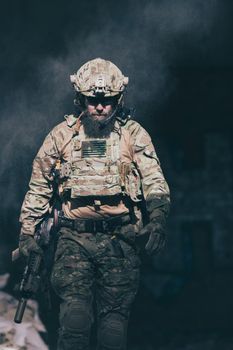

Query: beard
left=82, top=111, right=116, bottom=138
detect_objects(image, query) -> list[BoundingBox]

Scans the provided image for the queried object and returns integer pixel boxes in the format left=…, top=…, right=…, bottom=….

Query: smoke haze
left=0, top=0, right=230, bottom=226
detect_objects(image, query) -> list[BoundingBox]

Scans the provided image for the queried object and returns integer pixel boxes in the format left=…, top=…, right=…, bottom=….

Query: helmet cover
left=70, top=58, right=129, bottom=97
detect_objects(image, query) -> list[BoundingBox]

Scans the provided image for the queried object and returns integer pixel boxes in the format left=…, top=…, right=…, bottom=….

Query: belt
left=58, top=213, right=132, bottom=233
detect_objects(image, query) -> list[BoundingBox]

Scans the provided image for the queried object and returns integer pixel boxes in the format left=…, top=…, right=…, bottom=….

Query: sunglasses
left=85, top=96, right=117, bottom=107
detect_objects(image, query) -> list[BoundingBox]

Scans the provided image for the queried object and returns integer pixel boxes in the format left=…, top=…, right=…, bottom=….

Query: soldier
left=18, top=58, right=170, bottom=350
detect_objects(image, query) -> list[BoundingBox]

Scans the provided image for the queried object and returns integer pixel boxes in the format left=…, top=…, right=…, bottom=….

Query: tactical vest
left=58, top=125, right=142, bottom=202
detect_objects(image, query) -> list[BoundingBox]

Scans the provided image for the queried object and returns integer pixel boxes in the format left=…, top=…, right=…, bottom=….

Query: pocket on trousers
left=118, top=240, right=141, bottom=268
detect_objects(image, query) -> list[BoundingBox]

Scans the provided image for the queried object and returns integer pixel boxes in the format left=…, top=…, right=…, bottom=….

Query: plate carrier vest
left=58, top=125, right=142, bottom=203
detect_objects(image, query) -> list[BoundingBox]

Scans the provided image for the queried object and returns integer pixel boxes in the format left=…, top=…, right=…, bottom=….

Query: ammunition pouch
left=120, top=162, right=142, bottom=202
left=57, top=160, right=142, bottom=202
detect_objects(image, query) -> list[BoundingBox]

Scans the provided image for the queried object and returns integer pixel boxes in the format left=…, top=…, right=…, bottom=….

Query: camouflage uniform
left=19, top=59, right=170, bottom=350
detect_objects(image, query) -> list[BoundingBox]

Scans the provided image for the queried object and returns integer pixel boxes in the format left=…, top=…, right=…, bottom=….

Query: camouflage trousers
left=50, top=226, right=140, bottom=350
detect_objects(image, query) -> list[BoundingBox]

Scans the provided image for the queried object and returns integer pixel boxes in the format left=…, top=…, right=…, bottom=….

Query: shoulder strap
left=64, top=114, right=77, bottom=127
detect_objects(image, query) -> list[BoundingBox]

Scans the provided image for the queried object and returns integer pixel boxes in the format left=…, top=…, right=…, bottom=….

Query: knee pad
left=98, top=313, right=127, bottom=350
left=60, top=300, right=92, bottom=334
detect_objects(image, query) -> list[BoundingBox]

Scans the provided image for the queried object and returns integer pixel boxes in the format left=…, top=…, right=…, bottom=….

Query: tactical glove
left=19, top=234, right=43, bottom=257
left=139, top=219, right=166, bottom=255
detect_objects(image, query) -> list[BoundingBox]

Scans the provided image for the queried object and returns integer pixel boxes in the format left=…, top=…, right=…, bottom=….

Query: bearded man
left=18, top=58, right=170, bottom=350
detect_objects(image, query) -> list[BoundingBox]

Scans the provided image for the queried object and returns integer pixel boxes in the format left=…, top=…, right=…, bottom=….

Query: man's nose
left=96, top=103, right=104, bottom=112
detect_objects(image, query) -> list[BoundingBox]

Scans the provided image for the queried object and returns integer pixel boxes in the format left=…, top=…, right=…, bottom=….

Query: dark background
left=0, top=0, right=233, bottom=349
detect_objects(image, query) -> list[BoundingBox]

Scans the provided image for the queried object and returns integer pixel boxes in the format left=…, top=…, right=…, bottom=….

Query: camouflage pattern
left=62, top=128, right=123, bottom=198
left=19, top=109, right=170, bottom=349
left=20, top=115, right=170, bottom=235
left=70, top=58, right=129, bottom=97
left=50, top=226, right=140, bottom=350
left=60, top=125, right=143, bottom=201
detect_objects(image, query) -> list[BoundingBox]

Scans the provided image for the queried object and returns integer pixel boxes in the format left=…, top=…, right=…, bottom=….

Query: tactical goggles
left=85, top=96, right=118, bottom=107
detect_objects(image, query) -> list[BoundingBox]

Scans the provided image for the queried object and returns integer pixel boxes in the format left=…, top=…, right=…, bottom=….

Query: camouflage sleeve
left=128, top=121, right=170, bottom=221
left=19, top=131, right=60, bottom=235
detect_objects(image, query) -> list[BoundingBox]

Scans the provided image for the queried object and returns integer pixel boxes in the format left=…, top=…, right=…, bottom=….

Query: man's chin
left=82, top=112, right=115, bottom=138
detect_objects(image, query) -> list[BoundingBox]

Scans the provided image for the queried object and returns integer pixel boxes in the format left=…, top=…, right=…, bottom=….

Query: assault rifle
left=13, top=216, right=56, bottom=323
left=14, top=251, right=42, bottom=323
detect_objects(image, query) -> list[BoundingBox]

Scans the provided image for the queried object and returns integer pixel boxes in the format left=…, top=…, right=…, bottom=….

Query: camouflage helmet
left=70, top=58, right=129, bottom=97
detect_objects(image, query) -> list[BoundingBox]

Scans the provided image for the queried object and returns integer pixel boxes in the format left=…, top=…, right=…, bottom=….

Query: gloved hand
left=139, top=219, right=166, bottom=255
left=19, top=234, right=43, bottom=257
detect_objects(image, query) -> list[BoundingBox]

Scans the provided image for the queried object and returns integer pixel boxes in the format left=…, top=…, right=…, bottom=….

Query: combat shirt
left=20, top=115, right=170, bottom=235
